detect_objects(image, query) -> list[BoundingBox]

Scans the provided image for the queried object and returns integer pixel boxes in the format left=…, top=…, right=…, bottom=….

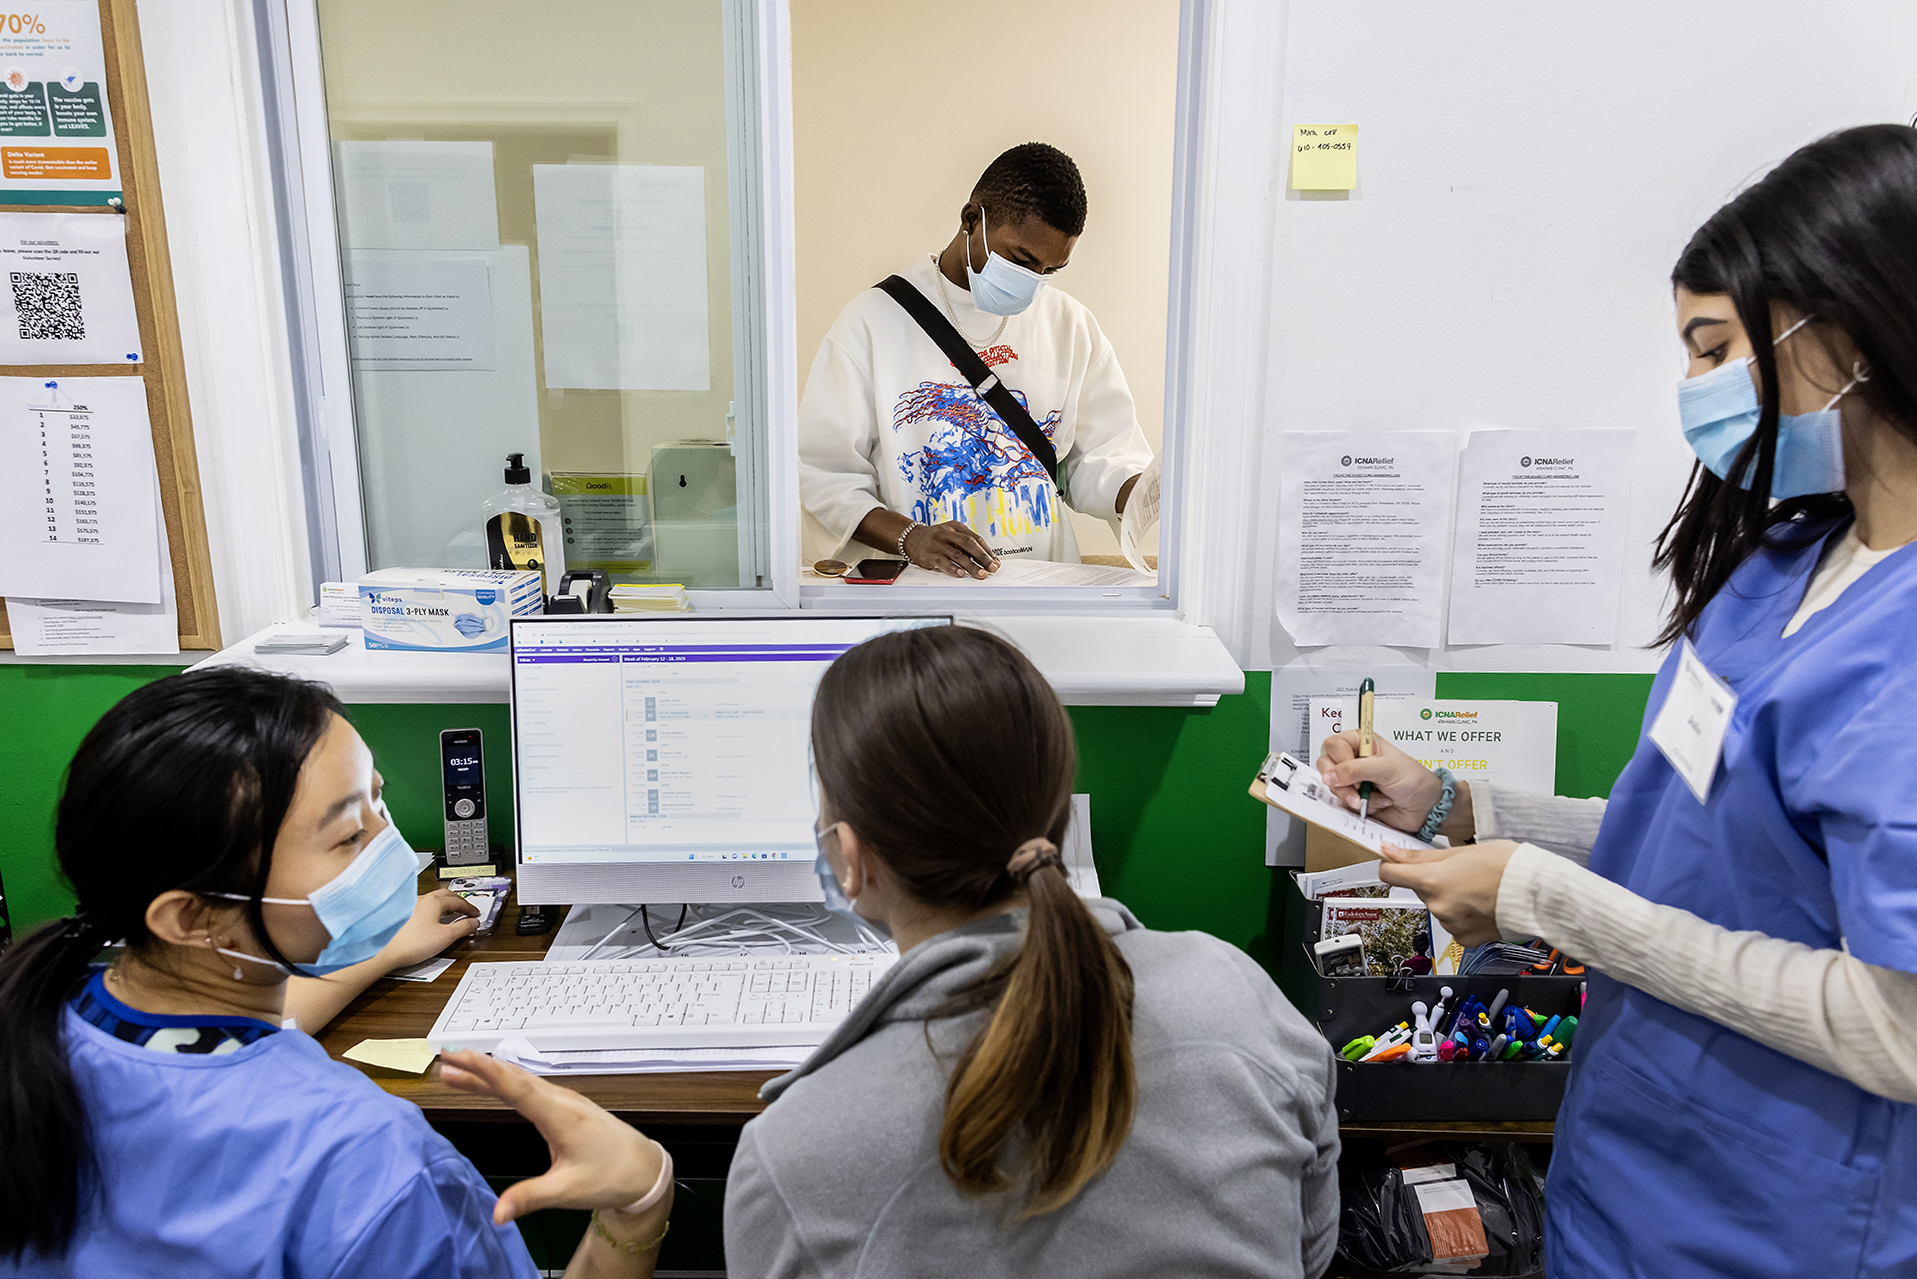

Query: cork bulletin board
left=0, top=0, right=219, bottom=650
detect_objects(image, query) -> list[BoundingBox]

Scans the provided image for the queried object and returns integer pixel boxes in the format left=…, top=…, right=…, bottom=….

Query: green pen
left=1357, top=678, right=1376, bottom=821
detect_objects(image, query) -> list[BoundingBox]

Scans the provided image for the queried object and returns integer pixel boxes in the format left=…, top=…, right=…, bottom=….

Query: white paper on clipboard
left=1249, top=751, right=1433, bottom=856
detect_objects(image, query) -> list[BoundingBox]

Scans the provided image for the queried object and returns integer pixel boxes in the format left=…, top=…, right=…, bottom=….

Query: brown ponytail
left=810, top=626, right=1136, bottom=1217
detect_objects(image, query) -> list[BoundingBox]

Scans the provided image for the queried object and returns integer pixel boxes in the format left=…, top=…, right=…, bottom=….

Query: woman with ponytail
left=0, top=667, right=675, bottom=1278
left=724, top=625, right=1339, bottom=1277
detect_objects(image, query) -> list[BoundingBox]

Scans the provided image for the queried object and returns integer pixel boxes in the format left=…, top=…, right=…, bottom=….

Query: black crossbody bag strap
left=874, top=275, right=1059, bottom=483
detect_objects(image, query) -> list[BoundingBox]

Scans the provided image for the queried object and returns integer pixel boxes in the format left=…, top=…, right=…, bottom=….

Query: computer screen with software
left=510, top=614, right=947, bottom=905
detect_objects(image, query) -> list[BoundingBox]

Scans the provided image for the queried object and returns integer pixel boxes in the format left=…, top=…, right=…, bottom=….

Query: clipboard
left=1250, top=751, right=1434, bottom=857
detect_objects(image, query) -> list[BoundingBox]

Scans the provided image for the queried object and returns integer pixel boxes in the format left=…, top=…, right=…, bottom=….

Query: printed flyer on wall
left=0, top=1, right=120, bottom=205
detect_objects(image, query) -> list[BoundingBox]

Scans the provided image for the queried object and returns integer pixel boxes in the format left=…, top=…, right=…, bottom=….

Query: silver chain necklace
left=932, top=251, right=1008, bottom=350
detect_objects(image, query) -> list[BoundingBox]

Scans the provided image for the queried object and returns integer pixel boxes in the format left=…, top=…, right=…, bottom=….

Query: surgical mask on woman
left=208, top=823, right=421, bottom=976
left=1676, top=314, right=1863, bottom=498
left=965, top=206, right=1049, bottom=316
left=813, top=821, right=892, bottom=940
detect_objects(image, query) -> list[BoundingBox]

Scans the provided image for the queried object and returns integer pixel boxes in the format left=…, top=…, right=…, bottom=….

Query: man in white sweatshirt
left=799, top=143, right=1155, bottom=576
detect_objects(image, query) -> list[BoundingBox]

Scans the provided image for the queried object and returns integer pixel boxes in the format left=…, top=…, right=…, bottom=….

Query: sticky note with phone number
left=1291, top=124, right=1358, bottom=190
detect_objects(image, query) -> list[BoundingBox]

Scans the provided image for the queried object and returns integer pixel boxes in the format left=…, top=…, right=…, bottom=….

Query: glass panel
left=314, top=0, right=763, bottom=590
left=789, top=0, right=1178, bottom=595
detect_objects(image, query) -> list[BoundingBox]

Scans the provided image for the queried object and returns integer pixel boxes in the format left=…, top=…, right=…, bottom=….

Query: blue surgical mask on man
left=210, top=822, right=422, bottom=975
left=964, top=206, right=1049, bottom=316
left=1676, top=314, right=1861, bottom=499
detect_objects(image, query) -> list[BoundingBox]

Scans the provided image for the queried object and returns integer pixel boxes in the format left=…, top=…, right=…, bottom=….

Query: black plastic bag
left=1335, top=1142, right=1545, bottom=1276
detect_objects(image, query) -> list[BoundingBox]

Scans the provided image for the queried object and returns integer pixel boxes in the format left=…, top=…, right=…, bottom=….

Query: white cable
left=571, top=901, right=896, bottom=961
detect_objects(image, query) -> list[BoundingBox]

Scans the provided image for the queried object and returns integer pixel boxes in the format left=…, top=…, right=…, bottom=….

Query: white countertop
left=191, top=615, right=1244, bottom=707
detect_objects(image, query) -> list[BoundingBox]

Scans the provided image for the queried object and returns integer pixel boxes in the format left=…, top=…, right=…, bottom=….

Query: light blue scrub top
left=1550, top=520, right=1917, bottom=1278
left=10, top=981, right=540, bottom=1279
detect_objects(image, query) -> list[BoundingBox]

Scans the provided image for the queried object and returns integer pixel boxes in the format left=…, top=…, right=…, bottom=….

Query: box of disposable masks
left=359, top=568, right=543, bottom=653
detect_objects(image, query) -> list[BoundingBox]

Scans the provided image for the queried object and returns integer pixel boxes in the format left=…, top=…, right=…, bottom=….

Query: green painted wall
left=0, top=665, right=187, bottom=936
left=0, top=666, right=1657, bottom=948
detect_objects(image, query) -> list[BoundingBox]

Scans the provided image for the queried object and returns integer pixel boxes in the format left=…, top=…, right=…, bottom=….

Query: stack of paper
left=492, top=1036, right=807, bottom=1076
left=610, top=583, right=690, bottom=612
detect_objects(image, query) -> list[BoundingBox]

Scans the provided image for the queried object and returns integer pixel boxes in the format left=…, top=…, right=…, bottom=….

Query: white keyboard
left=426, top=953, right=898, bottom=1054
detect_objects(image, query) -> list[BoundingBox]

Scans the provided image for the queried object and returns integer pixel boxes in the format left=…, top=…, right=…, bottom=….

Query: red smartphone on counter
left=845, top=559, right=907, bottom=584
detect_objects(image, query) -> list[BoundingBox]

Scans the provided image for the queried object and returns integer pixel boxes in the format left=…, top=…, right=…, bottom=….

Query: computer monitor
left=510, top=613, right=948, bottom=905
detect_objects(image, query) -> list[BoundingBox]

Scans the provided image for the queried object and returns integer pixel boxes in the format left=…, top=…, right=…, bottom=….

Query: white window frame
left=259, top=0, right=1263, bottom=636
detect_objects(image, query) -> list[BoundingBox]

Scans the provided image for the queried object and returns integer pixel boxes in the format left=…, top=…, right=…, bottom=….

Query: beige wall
left=317, top=0, right=737, bottom=478
left=790, top=0, right=1181, bottom=555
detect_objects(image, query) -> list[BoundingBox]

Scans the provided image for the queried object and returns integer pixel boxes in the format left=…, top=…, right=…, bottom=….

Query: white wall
left=1223, top=0, right=1917, bottom=672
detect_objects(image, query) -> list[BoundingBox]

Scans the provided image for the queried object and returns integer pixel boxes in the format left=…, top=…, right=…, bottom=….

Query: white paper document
left=0, top=212, right=142, bottom=365
left=533, top=164, right=710, bottom=391
left=353, top=246, right=540, bottom=569
left=6, top=472, right=176, bottom=654
left=1267, top=662, right=1436, bottom=866
left=1120, top=453, right=1162, bottom=573
left=334, top=141, right=500, bottom=251
left=894, top=558, right=1155, bottom=588
left=1447, top=429, right=1635, bottom=645
left=1307, top=697, right=1558, bottom=796
left=1063, top=793, right=1103, bottom=898
left=344, top=252, right=496, bottom=371
left=0, top=376, right=159, bottom=603
left=493, top=1035, right=807, bottom=1076
left=1276, top=432, right=1457, bottom=647
left=388, top=957, right=456, bottom=983
left=1251, top=751, right=1433, bottom=856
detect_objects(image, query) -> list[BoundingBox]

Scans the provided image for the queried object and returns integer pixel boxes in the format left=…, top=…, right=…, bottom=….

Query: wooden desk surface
left=321, top=874, right=1551, bottom=1143
left=319, top=892, right=778, bottom=1126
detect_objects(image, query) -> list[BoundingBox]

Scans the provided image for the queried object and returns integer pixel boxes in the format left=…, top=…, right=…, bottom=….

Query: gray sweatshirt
left=723, top=900, right=1340, bottom=1278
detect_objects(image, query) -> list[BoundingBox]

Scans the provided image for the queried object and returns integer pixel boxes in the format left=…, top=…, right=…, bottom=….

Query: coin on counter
left=812, top=559, right=850, bottom=577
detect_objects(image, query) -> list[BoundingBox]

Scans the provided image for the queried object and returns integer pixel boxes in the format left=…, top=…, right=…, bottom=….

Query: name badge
left=1648, top=639, right=1738, bottom=803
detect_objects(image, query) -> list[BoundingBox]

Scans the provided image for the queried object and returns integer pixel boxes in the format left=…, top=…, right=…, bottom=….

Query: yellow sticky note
left=1291, top=124, right=1358, bottom=190
left=344, top=1038, right=439, bottom=1075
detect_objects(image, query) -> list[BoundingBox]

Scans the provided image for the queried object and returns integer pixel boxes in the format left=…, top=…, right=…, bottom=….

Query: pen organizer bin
left=1276, top=876, right=1585, bottom=1123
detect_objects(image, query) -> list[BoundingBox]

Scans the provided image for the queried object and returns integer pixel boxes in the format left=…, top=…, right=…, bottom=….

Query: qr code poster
left=0, top=211, right=141, bottom=365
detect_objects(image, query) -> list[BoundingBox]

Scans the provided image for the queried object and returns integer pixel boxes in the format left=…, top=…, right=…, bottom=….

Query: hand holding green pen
left=1357, top=677, right=1376, bottom=821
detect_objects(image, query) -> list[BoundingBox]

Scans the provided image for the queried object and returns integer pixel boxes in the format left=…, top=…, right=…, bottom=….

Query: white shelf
left=192, top=616, right=1244, bottom=707
left=190, top=626, right=508, bottom=703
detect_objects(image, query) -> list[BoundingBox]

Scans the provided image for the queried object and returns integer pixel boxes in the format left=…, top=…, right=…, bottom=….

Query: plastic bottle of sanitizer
left=482, top=453, right=565, bottom=598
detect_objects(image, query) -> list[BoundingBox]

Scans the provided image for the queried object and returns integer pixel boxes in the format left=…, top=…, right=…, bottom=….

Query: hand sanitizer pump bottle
left=482, top=453, right=565, bottom=598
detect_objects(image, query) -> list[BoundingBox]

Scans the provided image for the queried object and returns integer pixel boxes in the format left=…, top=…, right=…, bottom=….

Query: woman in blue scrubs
left=1320, top=123, right=1917, bottom=1277
left=0, top=667, right=674, bottom=1278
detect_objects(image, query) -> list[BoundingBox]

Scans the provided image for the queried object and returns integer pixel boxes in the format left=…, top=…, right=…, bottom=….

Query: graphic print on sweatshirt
left=891, top=362, right=1062, bottom=551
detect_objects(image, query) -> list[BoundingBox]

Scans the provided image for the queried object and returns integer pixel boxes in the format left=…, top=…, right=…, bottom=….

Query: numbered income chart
left=33, top=400, right=104, bottom=545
